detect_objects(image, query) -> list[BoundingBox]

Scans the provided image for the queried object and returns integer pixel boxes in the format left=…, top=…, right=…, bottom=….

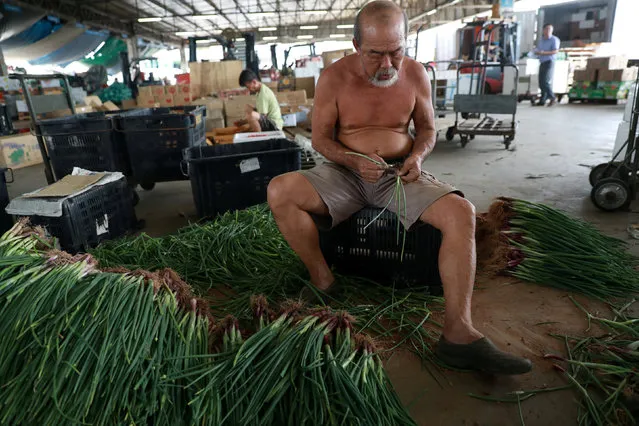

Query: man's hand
left=351, top=153, right=388, bottom=183
left=398, top=155, right=422, bottom=183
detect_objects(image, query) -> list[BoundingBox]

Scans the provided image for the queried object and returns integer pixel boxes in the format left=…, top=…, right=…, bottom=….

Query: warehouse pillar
left=180, top=43, right=188, bottom=71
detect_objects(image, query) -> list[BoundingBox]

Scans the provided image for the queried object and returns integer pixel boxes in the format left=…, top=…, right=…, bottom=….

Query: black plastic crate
left=183, top=138, right=301, bottom=217
left=319, top=207, right=443, bottom=289
left=116, top=106, right=206, bottom=185
left=38, top=112, right=130, bottom=181
left=26, top=178, right=137, bottom=253
left=0, top=168, right=13, bottom=235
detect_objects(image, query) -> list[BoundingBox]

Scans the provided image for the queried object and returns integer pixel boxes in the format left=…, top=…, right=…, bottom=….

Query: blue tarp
left=29, top=29, right=109, bottom=66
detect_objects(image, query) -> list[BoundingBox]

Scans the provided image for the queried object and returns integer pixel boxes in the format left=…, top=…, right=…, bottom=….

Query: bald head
left=354, top=1, right=407, bottom=45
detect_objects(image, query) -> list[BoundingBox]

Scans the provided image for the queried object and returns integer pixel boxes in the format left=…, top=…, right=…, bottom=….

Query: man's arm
left=398, top=62, right=437, bottom=183
left=311, top=69, right=386, bottom=182
left=311, top=71, right=356, bottom=167
left=411, top=63, right=437, bottom=161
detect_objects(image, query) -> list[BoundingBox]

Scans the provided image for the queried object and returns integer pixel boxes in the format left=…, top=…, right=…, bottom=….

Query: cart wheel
left=140, top=182, right=156, bottom=191
left=503, top=136, right=514, bottom=149
left=460, top=136, right=469, bottom=148
left=591, top=178, right=631, bottom=211
left=557, top=94, right=564, bottom=103
left=132, top=190, right=140, bottom=207
left=568, top=98, right=576, bottom=104
left=530, top=99, right=536, bottom=105
left=445, top=127, right=455, bottom=141
left=589, top=162, right=630, bottom=186
left=470, top=135, right=475, bottom=140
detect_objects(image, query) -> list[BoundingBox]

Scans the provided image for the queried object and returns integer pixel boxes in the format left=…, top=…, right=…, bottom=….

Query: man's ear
left=352, top=38, right=360, bottom=54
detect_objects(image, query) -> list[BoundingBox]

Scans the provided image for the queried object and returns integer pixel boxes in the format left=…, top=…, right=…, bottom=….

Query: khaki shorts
left=298, top=162, right=462, bottom=230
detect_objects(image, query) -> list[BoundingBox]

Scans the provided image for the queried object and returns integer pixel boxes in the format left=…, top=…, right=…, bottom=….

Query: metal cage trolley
left=450, top=62, right=518, bottom=149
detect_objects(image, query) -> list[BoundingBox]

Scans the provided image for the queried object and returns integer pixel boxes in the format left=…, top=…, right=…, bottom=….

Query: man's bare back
left=316, top=55, right=432, bottom=160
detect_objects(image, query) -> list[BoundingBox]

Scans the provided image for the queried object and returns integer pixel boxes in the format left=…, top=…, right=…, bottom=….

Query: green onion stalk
left=0, top=222, right=420, bottom=425
left=486, top=198, right=639, bottom=300
left=0, top=221, right=211, bottom=425
left=345, top=151, right=408, bottom=261
left=90, top=205, right=444, bottom=367
left=546, top=299, right=639, bottom=426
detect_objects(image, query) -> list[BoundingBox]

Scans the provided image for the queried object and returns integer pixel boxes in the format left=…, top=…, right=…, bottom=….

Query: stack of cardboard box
left=191, top=97, right=225, bottom=131
left=137, top=85, right=191, bottom=108
left=189, top=61, right=244, bottom=99
left=321, top=49, right=354, bottom=68
left=570, top=56, right=637, bottom=100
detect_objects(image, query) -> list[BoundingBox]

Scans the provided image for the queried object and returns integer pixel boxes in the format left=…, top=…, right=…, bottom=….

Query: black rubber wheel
left=591, top=178, right=631, bottom=212
left=568, top=98, right=576, bottom=104
left=470, top=135, right=475, bottom=140
left=589, top=162, right=630, bottom=187
left=132, top=190, right=140, bottom=207
left=445, top=126, right=455, bottom=141
left=557, top=94, right=564, bottom=103
left=460, top=136, right=469, bottom=148
left=503, top=135, right=514, bottom=149
left=140, top=182, right=156, bottom=191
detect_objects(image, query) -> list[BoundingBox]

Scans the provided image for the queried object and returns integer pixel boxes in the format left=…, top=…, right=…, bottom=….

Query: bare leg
left=420, top=194, right=482, bottom=344
left=421, top=194, right=532, bottom=374
left=246, top=113, right=261, bottom=132
left=268, top=172, right=334, bottom=289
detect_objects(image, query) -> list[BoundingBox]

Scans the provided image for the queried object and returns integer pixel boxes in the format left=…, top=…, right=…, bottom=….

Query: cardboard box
left=587, top=56, right=628, bottom=71
left=599, top=67, right=638, bottom=82
left=226, top=115, right=246, bottom=126
left=151, top=86, right=166, bottom=97
left=85, top=95, right=103, bottom=107
left=0, top=134, right=43, bottom=170
left=277, top=90, right=307, bottom=105
left=166, top=85, right=179, bottom=95
left=75, top=105, right=95, bottom=114
left=322, top=49, right=353, bottom=67
left=208, top=117, right=225, bottom=130
left=173, top=93, right=192, bottom=106
left=295, top=76, right=315, bottom=99
left=178, top=85, right=190, bottom=94
left=233, top=130, right=287, bottom=144
left=573, top=69, right=593, bottom=82
left=224, top=95, right=255, bottom=119
left=138, top=86, right=154, bottom=98
left=265, top=81, right=279, bottom=91
left=121, top=99, right=137, bottom=110
left=189, top=60, right=243, bottom=99
left=157, top=95, right=175, bottom=108
left=137, top=96, right=159, bottom=108
left=99, top=101, right=119, bottom=112
left=218, top=88, right=250, bottom=99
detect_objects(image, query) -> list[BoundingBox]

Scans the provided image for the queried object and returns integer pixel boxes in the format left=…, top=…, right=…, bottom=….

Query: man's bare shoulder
left=402, top=58, right=429, bottom=85
left=319, top=55, right=355, bottom=83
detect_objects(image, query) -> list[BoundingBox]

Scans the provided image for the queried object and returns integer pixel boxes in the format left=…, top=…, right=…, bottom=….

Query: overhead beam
left=6, top=0, right=182, bottom=45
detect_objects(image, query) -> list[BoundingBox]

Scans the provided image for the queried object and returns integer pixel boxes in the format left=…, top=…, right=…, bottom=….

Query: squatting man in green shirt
left=238, top=69, right=284, bottom=131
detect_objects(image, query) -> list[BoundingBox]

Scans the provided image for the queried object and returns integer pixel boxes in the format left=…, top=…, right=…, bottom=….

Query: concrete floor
left=5, top=101, right=637, bottom=425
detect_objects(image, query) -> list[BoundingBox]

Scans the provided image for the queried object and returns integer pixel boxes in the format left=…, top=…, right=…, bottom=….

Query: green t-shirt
left=256, top=84, right=284, bottom=130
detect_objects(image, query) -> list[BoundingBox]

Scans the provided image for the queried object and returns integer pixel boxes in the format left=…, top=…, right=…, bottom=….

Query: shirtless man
left=267, top=0, right=532, bottom=375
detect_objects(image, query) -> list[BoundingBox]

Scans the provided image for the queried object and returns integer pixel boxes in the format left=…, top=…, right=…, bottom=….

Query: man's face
left=354, top=15, right=406, bottom=88
left=245, top=79, right=260, bottom=94
left=543, top=25, right=553, bottom=38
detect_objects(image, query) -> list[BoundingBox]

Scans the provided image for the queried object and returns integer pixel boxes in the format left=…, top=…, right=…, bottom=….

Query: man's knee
left=423, top=194, right=475, bottom=233
left=267, top=174, right=294, bottom=209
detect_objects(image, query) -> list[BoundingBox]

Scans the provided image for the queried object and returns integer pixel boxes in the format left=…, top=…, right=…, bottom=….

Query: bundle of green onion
left=547, top=299, right=639, bottom=425
left=484, top=198, right=639, bottom=300
left=0, top=221, right=210, bottom=425
left=90, top=205, right=444, bottom=365
left=0, top=222, right=419, bottom=425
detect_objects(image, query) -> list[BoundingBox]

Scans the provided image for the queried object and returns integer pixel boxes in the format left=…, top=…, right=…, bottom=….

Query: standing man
left=535, top=24, right=561, bottom=106
left=267, top=0, right=532, bottom=375
left=238, top=69, right=284, bottom=131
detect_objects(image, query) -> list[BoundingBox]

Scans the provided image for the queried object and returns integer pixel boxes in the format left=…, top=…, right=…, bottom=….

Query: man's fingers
left=400, top=169, right=420, bottom=183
